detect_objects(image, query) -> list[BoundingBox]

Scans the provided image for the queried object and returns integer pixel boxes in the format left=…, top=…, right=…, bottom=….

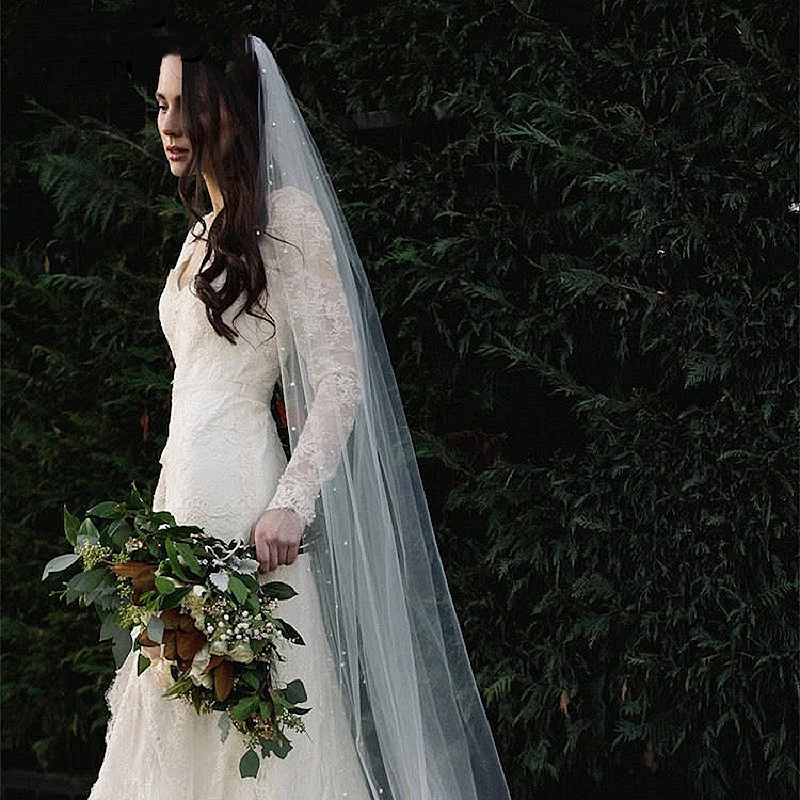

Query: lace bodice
left=156, top=186, right=360, bottom=530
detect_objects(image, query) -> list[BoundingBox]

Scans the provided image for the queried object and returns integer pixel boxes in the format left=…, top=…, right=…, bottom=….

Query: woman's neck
left=203, top=171, right=224, bottom=216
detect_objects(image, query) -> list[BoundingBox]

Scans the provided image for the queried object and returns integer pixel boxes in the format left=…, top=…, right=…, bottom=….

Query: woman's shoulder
left=267, top=186, right=322, bottom=229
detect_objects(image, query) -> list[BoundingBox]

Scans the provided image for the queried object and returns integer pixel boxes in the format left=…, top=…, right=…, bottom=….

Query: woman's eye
left=157, top=104, right=168, bottom=113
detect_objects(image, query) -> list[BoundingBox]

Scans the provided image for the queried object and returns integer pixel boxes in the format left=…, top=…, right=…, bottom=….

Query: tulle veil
left=245, top=35, right=511, bottom=800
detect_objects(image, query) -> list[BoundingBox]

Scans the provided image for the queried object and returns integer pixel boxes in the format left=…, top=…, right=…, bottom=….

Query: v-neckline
left=173, top=212, right=215, bottom=292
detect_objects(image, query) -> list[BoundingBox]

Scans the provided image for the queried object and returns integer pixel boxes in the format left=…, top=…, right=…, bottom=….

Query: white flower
left=187, top=643, right=214, bottom=689
left=227, top=641, right=255, bottom=663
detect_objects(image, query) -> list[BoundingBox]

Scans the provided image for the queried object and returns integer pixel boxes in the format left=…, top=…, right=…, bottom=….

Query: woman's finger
left=269, top=543, right=279, bottom=572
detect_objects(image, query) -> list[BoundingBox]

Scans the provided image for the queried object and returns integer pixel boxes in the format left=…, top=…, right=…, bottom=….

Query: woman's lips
left=167, top=148, right=189, bottom=160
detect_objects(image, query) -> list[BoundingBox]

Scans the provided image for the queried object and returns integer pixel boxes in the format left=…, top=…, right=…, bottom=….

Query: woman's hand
left=249, top=507, right=305, bottom=572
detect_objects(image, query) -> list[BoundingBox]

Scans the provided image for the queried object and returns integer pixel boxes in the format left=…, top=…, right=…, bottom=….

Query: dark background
left=2, top=1, right=797, bottom=798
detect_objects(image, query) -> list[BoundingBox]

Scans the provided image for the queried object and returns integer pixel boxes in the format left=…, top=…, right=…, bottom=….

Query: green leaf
left=65, top=568, right=106, bottom=599
left=147, top=615, right=164, bottom=644
left=87, top=501, right=121, bottom=518
left=164, top=538, right=188, bottom=581
left=260, top=581, right=297, bottom=601
left=175, top=541, right=201, bottom=575
left=259, top=699, right=273, bottom=719
left=230, top=696, right=260, bottom=720
left=273, top=618, right=305, bottom=645
left=127, top=484, right=145, bottom=510
left=159, top=586, right=191, bottom=610
left=108, top=518, right=132, bottom=548
left=239, top=748, right=260, bottom=779
left=41, top=552, right=80, bottom=580
left=282, top=679, right=307, bottom=705
left=227, top=575, right=249, bottom=605
left=271, top=735, right=292, bottom=759
left=99, top=613, right=121, bottom=642
left=137, top=654, right=150, bottom=675
left=112, top=628, right=132, bottom=669
left=76, top=518, right=100, bottom=546
left=155, top=575, right=176, bottom=594
left=63, top=506, right=80, bottom=546
left=241, top=671, right=261, bottom=690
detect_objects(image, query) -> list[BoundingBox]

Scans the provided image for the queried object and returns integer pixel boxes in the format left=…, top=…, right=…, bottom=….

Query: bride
left=87, top=32, right=511, bottom=800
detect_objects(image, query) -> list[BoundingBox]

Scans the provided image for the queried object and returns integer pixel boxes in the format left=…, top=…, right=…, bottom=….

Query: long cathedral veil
left=245, top=35, right=511, bottom=800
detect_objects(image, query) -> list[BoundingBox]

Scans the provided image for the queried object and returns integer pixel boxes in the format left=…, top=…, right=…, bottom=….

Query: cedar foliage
left=2, top=1, right=797, bottom=797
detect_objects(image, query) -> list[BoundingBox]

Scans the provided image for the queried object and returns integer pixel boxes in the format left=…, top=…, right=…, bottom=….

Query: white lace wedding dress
left=88, top=188, right=371, bottom=799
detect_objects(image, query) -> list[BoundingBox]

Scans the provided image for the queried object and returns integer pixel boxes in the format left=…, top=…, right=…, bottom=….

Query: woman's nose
left=162, top=108, right=183, bottom=135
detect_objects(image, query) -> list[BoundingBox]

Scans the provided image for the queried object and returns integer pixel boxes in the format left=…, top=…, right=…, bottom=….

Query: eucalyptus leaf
left=239, top=748, right=260, bottom=779
left=66, top=568, right=106, bottom=595
left=147, top=615, right=165, bottom=644
left=282, top=679, right=307, bottom=705
left=111, top=628, right=132, bottom=669
left=218, top=712, right=230, bottom=743
left=99, top=613, right=121, bottom=642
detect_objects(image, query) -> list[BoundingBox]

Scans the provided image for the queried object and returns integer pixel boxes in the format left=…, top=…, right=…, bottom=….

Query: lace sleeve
left=262, top=187, right=361, bottom=526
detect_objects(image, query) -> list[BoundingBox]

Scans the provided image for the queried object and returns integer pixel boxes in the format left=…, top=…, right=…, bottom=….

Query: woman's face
left=156, top=54, right=233, bottom=180
left=156, top=55, right=192, bottom=177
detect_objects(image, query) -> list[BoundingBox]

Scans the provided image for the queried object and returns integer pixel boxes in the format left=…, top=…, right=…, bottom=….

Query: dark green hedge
left=2, top=2, right=797, bottom=797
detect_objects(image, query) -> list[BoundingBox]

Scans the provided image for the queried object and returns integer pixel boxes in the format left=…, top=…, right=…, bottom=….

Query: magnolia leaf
left=239, top=748, right=260, bottom=779
left=147, top=614, right=165, bottom=644
left=112, top=628, right=132, bottom=669
left=41, top=552, right=80, bottom=580
left=210, top=572, right=229, bottom=592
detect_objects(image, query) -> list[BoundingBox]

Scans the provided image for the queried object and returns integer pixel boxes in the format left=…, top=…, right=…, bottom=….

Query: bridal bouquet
left=41, top=485, right=309, bottom=779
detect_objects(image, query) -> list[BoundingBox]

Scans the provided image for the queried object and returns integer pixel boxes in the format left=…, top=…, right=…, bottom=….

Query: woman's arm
left=251, top=187, right=361, bottom=569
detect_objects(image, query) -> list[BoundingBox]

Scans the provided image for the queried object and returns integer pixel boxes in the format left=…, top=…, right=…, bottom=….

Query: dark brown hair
left=162, top=33, right=272, bottom=343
